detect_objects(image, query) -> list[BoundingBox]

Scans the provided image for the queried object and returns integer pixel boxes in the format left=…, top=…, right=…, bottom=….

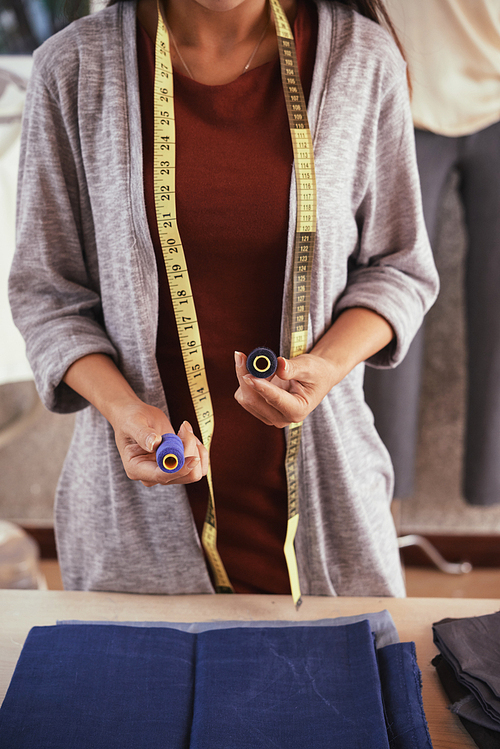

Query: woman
left=9, top=0, right=438, bottom=596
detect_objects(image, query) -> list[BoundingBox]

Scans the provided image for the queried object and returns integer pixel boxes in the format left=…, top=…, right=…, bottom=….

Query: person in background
left=9, top=0, right=438, bottom=597
left=366, top=0, right=500, bottom=507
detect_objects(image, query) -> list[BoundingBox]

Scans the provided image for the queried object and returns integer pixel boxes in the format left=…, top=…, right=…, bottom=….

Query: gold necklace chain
left=165, top=10, right=271, bottom=81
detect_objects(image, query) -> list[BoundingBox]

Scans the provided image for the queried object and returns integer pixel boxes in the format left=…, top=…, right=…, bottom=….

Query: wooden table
left=1, top=591, right=498, bottom=747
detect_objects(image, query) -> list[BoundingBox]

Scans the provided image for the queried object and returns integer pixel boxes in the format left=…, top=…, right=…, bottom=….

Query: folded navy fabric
left=0, top=624, right=195, bottom=749
left=189, top=621, right=389, bottom=749
left=378, top=643, right=433, bottom=749
left=0, top=620, right=431, bottom=749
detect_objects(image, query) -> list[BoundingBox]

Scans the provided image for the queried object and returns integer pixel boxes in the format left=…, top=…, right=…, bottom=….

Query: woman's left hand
left=234, top=309, right=395, bottom=428
left=234, top=350, right=339, bottom=428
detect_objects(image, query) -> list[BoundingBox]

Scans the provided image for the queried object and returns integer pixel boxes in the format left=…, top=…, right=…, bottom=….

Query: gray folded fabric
left=434, top=613, right=500, bottom=696
left=433, top=612, right=500, bottom=726
left=433, top=654, right=500, bottom=749
left=452, top=694, right=500, bottom=733
left=59, top=609, right=399, bottom=648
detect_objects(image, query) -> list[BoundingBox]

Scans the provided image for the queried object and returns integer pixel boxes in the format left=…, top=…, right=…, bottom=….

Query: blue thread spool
left=246, top=347, right=278, bottom=379
left=156, top=433, right=185, bottom=473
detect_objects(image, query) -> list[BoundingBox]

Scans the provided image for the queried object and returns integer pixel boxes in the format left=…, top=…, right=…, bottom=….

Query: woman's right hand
left=63, top=354, right=207, bottom=487
left=111, top=402, right=208, bottom=487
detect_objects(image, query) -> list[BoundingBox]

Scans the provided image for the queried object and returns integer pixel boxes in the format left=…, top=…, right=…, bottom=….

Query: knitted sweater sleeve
left=8, top=46, right=118, bottom=413
left=334, top=55, right=439, bottom=369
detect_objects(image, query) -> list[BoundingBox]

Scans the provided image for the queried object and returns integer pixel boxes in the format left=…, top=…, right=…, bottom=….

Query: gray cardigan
left=10, top=0, right=438, bottom=596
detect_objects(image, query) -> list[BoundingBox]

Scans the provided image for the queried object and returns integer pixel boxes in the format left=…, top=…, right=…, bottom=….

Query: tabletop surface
left=1, top=591, right=499, bottom=747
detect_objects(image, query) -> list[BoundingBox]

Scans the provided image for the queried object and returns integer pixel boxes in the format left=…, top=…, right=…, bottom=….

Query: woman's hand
left=63, top=354, right=208, bottom=488
left=112, top=403, right=208, bottom=487
left=234, top=308, right=395, bottom=428
left=234, top=351, right=339, bottom=428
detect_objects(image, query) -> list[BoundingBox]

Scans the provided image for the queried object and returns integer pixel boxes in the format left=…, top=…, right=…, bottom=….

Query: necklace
left=165, top=8, right=271, bottom=81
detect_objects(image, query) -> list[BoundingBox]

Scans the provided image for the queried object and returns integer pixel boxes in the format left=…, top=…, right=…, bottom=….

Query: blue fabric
left=0, top=624, right=195, bottom=749
left=0, top=621, right=431, bottom=749
left=190, top=621, right=390, bottom=748
left=378, top=642, right=433, bottom=749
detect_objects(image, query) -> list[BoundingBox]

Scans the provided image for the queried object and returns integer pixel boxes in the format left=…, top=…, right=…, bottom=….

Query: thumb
left=131, top=425, right=163, bottom=453
left=276, top=356, right=298, bottom=381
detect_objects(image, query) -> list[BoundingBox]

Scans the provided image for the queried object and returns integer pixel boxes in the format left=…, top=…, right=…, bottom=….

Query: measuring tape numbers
left=153, top=0, right=317, bottom=605
left=271, top=0, right=317, bottom=608
left=153, top=5, right=233, bottom=594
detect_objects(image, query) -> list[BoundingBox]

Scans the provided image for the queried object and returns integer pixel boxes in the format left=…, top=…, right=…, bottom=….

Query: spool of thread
left=156, top=433, right=185, bottom=474
left=246, top=347, right=278, bottom=379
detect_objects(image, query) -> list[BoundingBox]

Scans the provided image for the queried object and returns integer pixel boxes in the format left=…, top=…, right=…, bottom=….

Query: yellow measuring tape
left=272, top=0, right=317, bottom=608
left=153, top=0, right=316, bottom=605
left=153, top=5, right=232, bottom=594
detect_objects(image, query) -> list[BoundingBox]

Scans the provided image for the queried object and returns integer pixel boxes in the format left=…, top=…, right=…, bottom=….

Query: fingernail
left=243, top=375, right=255, bottom=387
left=181, top=420, right=193, bottom=433
left=234, top=351, right=244, bottom=367
left=146, top=433, right=159, bottom=452
left=185, top=456, right=200, bottom=469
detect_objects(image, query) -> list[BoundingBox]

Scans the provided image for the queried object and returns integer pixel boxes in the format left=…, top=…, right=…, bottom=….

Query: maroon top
left=137, top=1, right=317, bottom=593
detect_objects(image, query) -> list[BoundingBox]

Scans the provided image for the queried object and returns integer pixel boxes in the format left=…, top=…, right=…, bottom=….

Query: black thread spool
left=156, top=433, right=185, bottom=473
left=246, top=347, right=278, bottom=379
